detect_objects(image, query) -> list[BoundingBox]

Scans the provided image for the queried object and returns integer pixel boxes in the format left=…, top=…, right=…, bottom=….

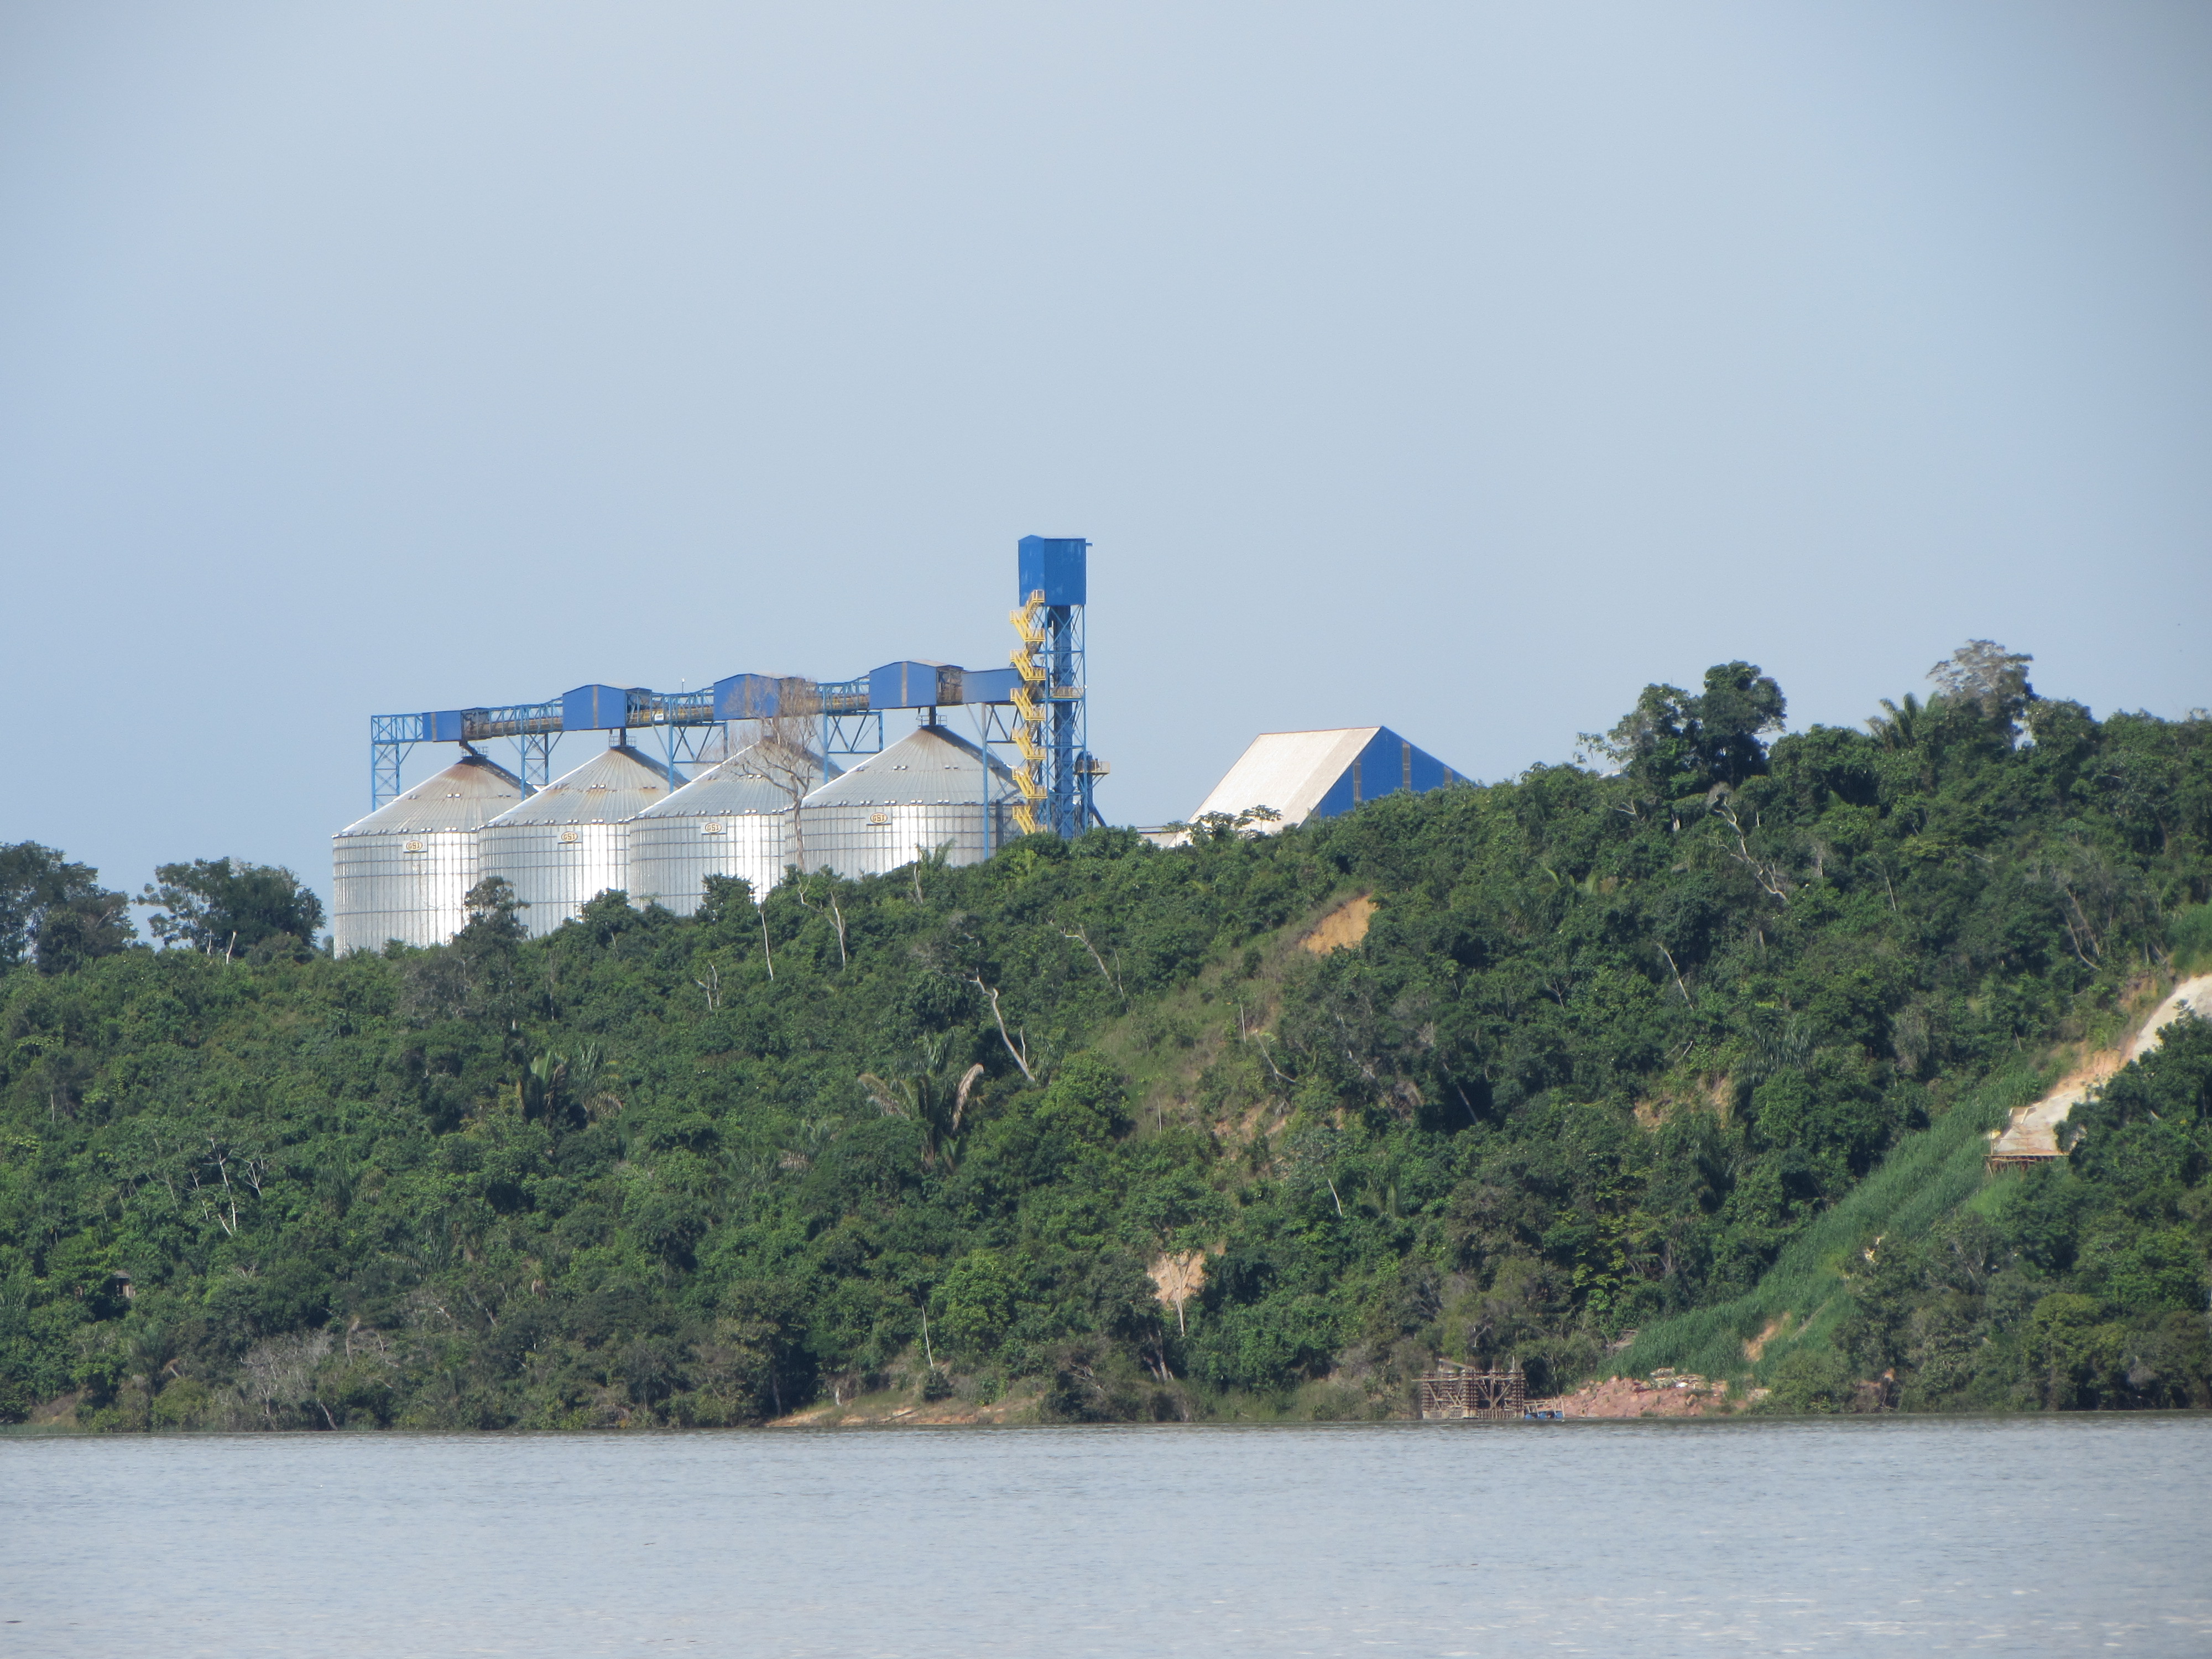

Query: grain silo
left=627, top=743, right=837, bottom=914
left=800, top=724, right=1016, bottom=879
left=478, top=743, right=674, bottom=936
left=330, top=752, right=525, bottom=954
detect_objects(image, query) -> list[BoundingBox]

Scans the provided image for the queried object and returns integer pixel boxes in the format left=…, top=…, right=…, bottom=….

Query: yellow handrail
left=1007, top=589, right=1053, bottom=834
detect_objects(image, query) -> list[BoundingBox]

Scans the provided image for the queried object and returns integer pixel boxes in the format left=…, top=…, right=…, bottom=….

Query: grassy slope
left=1092, top=885, right=1362, bottom=1135
left=1609, top=1065, right=2046, bottom=1386
left=1618, top=951, right=2212, bottom=1392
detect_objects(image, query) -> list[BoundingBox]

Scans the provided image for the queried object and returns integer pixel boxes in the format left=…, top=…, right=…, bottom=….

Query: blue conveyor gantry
left=369, top=662, right=1024, bottom=807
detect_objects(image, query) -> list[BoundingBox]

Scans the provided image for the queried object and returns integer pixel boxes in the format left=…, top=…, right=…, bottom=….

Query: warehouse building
left=1183, top=727, right=1465, bottom=831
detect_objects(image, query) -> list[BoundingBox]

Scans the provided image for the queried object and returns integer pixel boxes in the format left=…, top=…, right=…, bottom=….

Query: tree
left=1589, top=661, right=1787, bottom=801
left=457, top=875, right=526, bottom=946
left=1866, top=693, right=1923, bottom=750
left=138, top=858, right=324, bottom=959
left=859, top=1058, right=985, bottom=1171
left=1928, top=639, right=2034, bottom=732
left=0, top=842, right=134, bottom=974
left=404, top=877, right=528, bottom=1020
left=696, top=873, right=755, bottom=926
left=753, top=676, right=827, bottom=877
left=933, top=1249, right=1019, bottom=1357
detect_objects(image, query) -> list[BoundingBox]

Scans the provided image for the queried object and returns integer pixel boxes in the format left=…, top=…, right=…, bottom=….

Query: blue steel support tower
left=1010, top=535, right=1103, bottom=838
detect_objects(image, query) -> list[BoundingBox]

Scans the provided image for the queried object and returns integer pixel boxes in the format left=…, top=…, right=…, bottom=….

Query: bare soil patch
left=1991, top=973, right=2212, bottom=1159
left=1531, top=1370, right=1735, bottom=1418
left=1298, top=895, right=1375, bottom=954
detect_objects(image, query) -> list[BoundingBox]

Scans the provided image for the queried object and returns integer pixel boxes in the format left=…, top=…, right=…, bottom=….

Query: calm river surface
left=5, top=1415, right=2208, bottom=1656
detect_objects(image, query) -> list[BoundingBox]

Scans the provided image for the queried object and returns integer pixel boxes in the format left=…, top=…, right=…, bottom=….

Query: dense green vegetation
left=1824, top=1018, right=2212, bottom=1412
left=3, top=646, right=2208, bottom=1429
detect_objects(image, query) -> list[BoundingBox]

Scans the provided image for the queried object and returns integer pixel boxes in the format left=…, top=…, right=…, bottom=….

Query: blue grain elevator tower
left=1008, top=535, right=1103, bottom=837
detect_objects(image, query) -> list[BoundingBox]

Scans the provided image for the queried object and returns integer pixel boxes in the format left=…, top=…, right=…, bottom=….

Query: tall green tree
left=137, top=857, right=323, bottom=959
left=0, top=842, right=134, bottom=974
left=1590, top=659, right=1787, bottom=806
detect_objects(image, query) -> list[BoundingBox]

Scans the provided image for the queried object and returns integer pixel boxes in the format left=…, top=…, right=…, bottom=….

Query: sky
left=2, top=1, right=2207, bottom=921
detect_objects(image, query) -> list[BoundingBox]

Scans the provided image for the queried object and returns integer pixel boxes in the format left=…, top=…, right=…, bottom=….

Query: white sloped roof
left=1187, top=728, right=1381, bottom=829
left=634, top=743, right=835, bottom=820
left=482, top=744, right=674, bottom=828
left=803, top=726, right=1012, bottom=807
left=335, top=753, right=524, bottom=837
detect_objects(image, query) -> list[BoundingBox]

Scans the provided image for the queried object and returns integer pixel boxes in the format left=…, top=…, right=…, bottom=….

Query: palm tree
left=858, top=1058, right=987, bottom=1172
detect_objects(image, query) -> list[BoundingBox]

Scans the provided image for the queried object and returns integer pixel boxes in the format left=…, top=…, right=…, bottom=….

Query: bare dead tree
left=799, top=876, right=850, bottom=969
left=753, top=676, right=826, bottom=877
left=1235, top=1000, right=1294, bottom=1084
left=199, top=1138, right=242, bottom=1235
left=1061, top=923, right=1124, bottom=1004
left=238, top=1331, right=332, bottom=1428
left=969, top=974, right=1037, bottom=1083
left=1714, top=796, right=1791, bottom=906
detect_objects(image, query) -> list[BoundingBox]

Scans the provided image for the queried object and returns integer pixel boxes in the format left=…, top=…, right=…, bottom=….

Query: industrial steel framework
left=1008, top=536, right=1106, bottom=838
left=363, top=536, right=1105, bottom=839
left=1416, top=1362, right=1528, bottom=1420
left=968, top=701, right=1021, bottom=859
left=814, top=677, right=884, bottom=773
left=371, top=700, right=564, bottom=808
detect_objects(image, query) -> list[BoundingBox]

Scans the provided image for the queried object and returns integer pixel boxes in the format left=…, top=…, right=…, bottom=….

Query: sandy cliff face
left=1989, top=974, right=2212, bottom=1161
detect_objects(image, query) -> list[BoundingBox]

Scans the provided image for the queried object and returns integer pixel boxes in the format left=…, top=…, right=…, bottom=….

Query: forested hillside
left=3, top=646, right=2208, bottom=1429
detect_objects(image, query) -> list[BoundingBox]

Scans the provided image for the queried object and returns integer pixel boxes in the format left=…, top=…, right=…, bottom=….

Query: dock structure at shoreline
left=1416, top=1361, right=1527, bottom=1420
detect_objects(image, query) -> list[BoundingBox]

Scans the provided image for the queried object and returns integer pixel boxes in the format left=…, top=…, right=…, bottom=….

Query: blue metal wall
left=712, top=672, right=786, bottom=722
left=1017, top=535, right=1087, bottom=606
left=961, top=666, right=1020, bottom=703
left=562, top=684, right=638, bottom=731
left=1309, top=728, right=1466, bottom=820
left=867, top=660, right=967, bottom=709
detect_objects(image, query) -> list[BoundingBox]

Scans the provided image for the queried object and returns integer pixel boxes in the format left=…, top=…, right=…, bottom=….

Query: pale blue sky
left=2, top=2, right=2206, bottom=914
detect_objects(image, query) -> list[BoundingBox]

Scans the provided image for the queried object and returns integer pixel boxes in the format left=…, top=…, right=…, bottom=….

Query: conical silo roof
left=336, top=753, right=524, bottom=837
left=802, top=726, right=1012, bottom=806
left=635, top=743, right=837, bottom=820
left=483, top=744, right=675, bottom=827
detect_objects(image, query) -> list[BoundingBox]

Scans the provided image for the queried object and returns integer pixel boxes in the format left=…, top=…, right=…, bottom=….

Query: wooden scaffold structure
left=1416, top=1359, right=1526, bottom=1420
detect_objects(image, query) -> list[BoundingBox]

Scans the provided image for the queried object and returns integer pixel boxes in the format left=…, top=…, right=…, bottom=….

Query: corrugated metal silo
left=478, top=744, right=675, bottom=937
left=627, top=743, right=837, bottom=914
left=331, top=752, right=525, bottom=954
left=800, top=726, right=1016, bottom=879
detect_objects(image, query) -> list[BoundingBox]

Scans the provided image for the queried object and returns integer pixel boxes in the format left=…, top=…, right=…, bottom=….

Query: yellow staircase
left=1008, top=592, right=1049, bottom=834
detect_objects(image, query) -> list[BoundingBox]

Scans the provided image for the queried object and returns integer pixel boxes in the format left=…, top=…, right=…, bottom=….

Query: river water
left=4, top=1415, right=2207, bottom=1656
